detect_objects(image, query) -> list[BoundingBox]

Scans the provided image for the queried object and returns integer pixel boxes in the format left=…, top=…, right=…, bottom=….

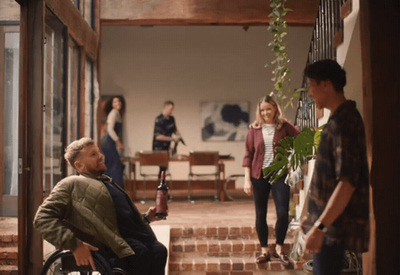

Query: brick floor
left=0, top=189, right=307, bottom=274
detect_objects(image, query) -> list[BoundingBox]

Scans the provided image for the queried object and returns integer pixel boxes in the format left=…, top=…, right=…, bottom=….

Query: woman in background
left=243, top=95, right=300, bottom=266
left=100, top=96, right=126, bottom=188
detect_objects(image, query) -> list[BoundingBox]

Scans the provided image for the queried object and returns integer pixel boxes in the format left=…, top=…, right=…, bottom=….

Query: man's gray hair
left=64, top=137, right=95, bottom=168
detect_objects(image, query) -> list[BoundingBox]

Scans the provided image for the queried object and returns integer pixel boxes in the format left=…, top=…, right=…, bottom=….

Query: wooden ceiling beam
left=45, top=0, right=99, bottom=60
left=101, top=0, right=319, bottom=27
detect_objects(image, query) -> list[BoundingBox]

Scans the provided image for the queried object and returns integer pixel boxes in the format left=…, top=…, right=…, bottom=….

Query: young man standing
left=152, top=100, right=183, bottom=173
left=303, top=59, right=370, bottom=275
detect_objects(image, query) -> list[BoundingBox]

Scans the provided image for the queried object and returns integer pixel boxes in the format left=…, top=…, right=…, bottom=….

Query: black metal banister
left=294, top=0, right=346, bottom=129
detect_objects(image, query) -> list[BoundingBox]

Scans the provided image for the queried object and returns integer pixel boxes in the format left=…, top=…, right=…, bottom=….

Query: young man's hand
left=304, top=226, right=324, bottom=255
left=73, top=242, right=99, bottom=270
left=146, top=206, right=168, bottom=222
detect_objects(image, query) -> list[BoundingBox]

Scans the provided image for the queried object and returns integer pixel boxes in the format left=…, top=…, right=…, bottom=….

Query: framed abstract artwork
left=201, top=101, right=249, bottom=141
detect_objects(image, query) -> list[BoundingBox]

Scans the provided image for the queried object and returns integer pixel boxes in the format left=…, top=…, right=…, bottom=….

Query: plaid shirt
left=307, top=100, right=370, bottom=252
left=152, top=114, right=177, bottom=151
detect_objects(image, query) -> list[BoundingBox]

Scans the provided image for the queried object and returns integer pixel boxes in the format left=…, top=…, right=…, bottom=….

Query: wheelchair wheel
left=41, top=249, right=113, bottom=275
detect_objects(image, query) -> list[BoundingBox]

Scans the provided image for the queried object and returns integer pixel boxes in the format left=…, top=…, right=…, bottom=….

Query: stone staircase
left=0, top=233, right=18, bottom=275
left=168, top=224, right=304, bottom=275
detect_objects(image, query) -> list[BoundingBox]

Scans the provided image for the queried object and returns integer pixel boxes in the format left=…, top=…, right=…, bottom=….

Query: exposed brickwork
left=169, top=224, right=302, bottom=273
left=194, top=259, right=206, bottom=271
left=0, top=247, right=18, bottom=266
left=0, top=235, right=17, bottom=248
left=1, top=197, right=305, bottom=274
left=0, top=267, right=18, bottom=275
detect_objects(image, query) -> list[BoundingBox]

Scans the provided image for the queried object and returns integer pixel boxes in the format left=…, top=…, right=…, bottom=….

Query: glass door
left=43, top=12, right=66, bottom=196
left=0, top=25, right=20, bottom=217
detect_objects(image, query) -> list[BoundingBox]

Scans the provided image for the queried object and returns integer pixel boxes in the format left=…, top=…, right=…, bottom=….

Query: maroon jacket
left=242, top=122, right=300, bottom=179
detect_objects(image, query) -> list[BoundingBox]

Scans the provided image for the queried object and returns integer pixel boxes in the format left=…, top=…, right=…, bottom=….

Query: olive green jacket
left=34, top=175, right=150, bottom=258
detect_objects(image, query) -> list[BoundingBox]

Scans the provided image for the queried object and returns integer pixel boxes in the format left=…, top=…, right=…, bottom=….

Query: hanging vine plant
left=267, top=0, right=294, bottom=109
left=264, top=0, right=322, bottom=184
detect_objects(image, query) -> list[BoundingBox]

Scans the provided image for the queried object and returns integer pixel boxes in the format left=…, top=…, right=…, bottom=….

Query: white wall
left=337, top=0, right=363, bottom=116
left=101, top=26, right=313, bottom=180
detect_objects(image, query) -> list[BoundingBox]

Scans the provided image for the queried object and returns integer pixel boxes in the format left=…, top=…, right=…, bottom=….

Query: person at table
left=152, top=100, right=183, bottom=175
left=242, top=95, right=300, bottom=266
left=100, top=96, right=126, bottom=188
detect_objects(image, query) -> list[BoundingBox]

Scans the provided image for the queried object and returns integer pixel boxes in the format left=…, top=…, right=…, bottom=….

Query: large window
left=0, top=25, right=19, bottom=216
left=66, top=38, right=80, bottom=176
left=43, top=13, right=66, bottom=194
left=18, top=0, right=101, bottom=270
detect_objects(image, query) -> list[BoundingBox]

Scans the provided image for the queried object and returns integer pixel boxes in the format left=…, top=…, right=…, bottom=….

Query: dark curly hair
left=304, top=59, right=346, bottom=93
left=104, top=96, right=126, bottom=116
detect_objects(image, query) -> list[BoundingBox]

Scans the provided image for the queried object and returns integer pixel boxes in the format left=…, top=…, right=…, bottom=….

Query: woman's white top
left=262, top=124, right=275, bottom=169
left=107, top=109, right=122, bottom=141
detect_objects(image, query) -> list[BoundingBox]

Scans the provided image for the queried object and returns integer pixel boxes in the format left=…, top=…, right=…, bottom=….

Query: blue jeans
left=252, top=175, right=290, bottom=247
left=313, top=241, right=345, bottom=275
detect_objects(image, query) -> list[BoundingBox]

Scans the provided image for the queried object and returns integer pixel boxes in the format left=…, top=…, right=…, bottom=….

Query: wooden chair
left=138, top=151, right=171, bottom=203
left=188, top=151, right=220, bottom=203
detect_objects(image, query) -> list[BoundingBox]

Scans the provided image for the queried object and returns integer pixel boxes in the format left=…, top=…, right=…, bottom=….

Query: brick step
left=0, top=235, right=18, bottom=248
left=169, top=256, right=306, bottom=274
left=0, top=265, right=18, bottom=275
left=170, top=239, right=293, bottom=260
left=0, top=265, right=18, bottom=273
left=170, top=225, right=256, bottom=241
left=170, top=225, right=294, bottom=241
left=0, top=247, right=18, bottom=266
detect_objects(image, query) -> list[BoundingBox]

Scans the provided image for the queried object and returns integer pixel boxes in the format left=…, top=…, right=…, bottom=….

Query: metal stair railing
left=294, top=0, right=346, bottom=130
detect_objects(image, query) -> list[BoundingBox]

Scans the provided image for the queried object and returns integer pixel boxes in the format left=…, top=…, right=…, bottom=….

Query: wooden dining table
left=120, top=154, right=235, bottom=201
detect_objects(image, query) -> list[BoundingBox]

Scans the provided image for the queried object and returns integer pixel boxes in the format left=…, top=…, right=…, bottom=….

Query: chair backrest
left=189, top=151, right=219, bottom=166
left=139, top=151, right=169, bottom=167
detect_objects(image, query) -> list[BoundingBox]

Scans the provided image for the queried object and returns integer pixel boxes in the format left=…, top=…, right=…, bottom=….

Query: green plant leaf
left=292, top=128, right=316, bottom=169
left=262, top=125, right=323, bottom=184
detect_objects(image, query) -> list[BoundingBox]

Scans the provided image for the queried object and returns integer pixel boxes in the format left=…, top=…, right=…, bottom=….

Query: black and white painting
left=201, top=102, right=249, bottom=141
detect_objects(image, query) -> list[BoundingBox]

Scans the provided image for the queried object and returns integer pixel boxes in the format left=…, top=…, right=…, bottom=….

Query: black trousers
left=251, top=175, right=290, bottom=247
left=100, top=238, right=168, bottom=275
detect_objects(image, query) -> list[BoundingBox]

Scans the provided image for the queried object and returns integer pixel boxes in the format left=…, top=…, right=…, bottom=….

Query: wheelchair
left=40, top=249, right=127, bottom=275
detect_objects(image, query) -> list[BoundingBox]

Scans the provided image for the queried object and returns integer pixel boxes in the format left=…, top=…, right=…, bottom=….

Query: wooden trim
left=96, top=0, right=102, bottom=144
left=100, top=0, right=319, bottom=27
left=45, top=0, right=99, bottom=60
left=341, top=0, right=352, bottom=20
left=360, top=1, right=400, bottom=274
left=79, top=49, right=86, bottom=137
left=94, top=0, right=101, bottom=33
left=125, top=179, right=236, bottom=201
left=18, top=6, right=29, bottom=274
left=19, top=1, right=46, bottom=273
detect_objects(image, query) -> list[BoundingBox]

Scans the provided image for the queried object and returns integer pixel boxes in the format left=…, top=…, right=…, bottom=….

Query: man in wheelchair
left=34, top=137, right=168, bottom=274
